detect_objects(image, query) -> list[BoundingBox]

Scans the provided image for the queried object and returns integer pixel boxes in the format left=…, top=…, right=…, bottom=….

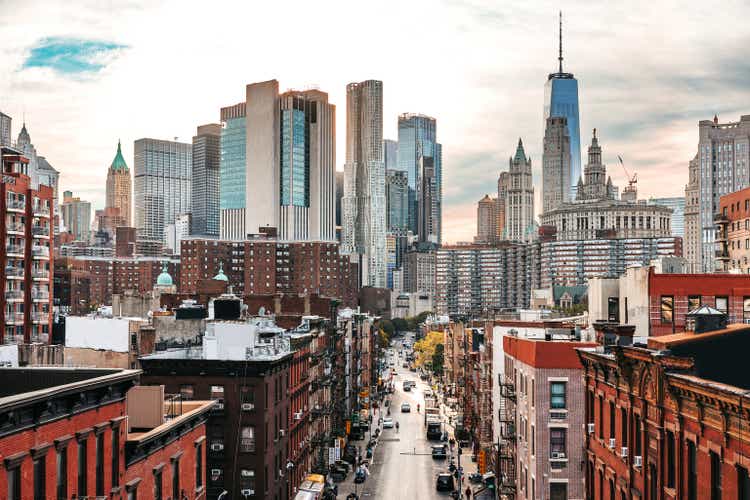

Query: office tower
left=220, top=103, right=247, bottom=240
left=336, top=170, right=344, bottom=227
left=386, top=169, right=408, bottom=231
left=61, top=190, right=92, bottom=242
left=15, top=122, right=59, bottom=227
left=684, top=154, right=700, bottom=272
left=404, top=245, right=436, bottom=296
left=134, top=137, right=192, bottom=244
left=105, top=140, right=132, bottom=230
left=398, top=113, right=442, bottom=244
left=0, top=112, right=10, bottom=146
left=191, top=124, right=221, bottom=237
left=542, top=116, right=571, bottom=213
left=219, top=81, right=336, bottom=242
left=506, top=139, right=535, bottom=242
left=544, top=13, right=581, bottom=198
left=342, top=80, right=386, bottom=288
left=575, top=129, right=616, bottom=201
left=164, top=213, right=191, bottom=254
left=1, top=145, right=54, bottom=344
left=697, top=115, right=750, bottom=272
left=496, top=171, right=509, bottom=239
left=384, top=139, right=398, bottom=170
left=476, top=194, right=497, bottom=244
left=648, top=197, right=685, bottom=238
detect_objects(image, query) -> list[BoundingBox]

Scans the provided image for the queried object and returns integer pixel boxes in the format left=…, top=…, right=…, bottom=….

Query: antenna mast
left=558, top=11, right=563, bottom=73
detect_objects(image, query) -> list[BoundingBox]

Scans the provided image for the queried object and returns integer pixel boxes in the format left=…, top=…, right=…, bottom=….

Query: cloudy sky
left=1, top=0, right=749, bottom=243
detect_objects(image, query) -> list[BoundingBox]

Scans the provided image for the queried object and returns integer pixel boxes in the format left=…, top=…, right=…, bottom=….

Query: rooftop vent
left=686, top=306, right=727, bottom=334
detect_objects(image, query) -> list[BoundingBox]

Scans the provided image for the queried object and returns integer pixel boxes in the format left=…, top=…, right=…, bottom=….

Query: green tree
left=392, top=318, right=409, bottom=332
left=377, top=330, right=390, bottom=348
left=432, top=343, right=444, bottom=376
left=378, top=319, right=395, bottom=336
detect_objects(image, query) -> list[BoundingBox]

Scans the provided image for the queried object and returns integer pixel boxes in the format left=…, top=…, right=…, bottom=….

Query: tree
left=432, top=343, right=444, bottom=376
left=413, top=331, right=444, bottom=371
left=392, top=318, right=409, bottom=333
left=378, top=319, right=395, bottom=336
left=377, top=330, right=390, bottom=348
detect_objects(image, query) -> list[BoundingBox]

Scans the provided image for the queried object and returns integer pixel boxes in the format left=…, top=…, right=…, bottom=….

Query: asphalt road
left=337, top=339, right=469, bottom=500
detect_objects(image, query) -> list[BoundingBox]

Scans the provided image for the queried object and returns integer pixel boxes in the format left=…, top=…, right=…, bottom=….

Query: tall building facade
left=191, top=123, right=221, bottom=237
left=476, top=194, right=497, bottom=244
left=544, top=14, right=581, bottom=198
left=384, top=138, right=398, bottom=170
left=219, top=82, right=336, bottom=242
left=506, top=139, right=535, bottom=242
left=342, top=80, right=386, bottom=287
left=496, top=171, right=509, bottom=239
left=683, top=154, right=700, bottom=272
left=697, top=115, right=750, bottom=272
left=542, top=116, right=571, bottom=213
left=105, top=140, right=132, bottom=230
left=61, top=190, right=91, bottom=242
left=648, top=197, right=685, bottom=238
left=15, top=123, right=59, bottom=230
left=386, top=169, right=408, bottom=232
left=398, top=113, right=442, bottom=244
left=134, top=138, right=192, bottom=244
left=0, top=112, right=10, bottom=146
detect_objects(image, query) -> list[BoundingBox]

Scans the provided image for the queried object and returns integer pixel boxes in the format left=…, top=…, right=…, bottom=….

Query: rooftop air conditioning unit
left=609, top=438, right=616, bottom=449
left=242, top=403, right=254, bottom=411
left=621, top=447, right=628, bottom=458
left=587, top=423, right=595, bottom=434
left=634, top=455, right=643, bottom=468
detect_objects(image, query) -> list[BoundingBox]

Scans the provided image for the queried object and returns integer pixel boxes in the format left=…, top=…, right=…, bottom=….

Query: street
left=337, top=337, right=477, bottom=500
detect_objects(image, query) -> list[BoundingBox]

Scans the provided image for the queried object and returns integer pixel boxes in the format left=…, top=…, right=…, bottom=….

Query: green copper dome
left=156, top=263, right=173, bottom=286
left=513, top=138, right=527, bottom=163
left=110, top=140, right=129, bottom=172
left=213, top=262, right=228, bottom=282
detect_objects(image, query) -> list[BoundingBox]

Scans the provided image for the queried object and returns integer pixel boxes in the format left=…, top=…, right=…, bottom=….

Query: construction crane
left=617, top=155, right=638, bottom=200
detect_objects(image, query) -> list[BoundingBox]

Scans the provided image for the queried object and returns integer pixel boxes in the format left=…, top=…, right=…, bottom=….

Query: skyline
left=1, top=0, right=749, bottom=243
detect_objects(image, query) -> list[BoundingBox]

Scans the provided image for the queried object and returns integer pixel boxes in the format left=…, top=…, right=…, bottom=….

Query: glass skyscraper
left=397, top=113, right=442, bottom=244
left=544, top=16, right=581, bottom=198
left=280, top=108, right=310, bottom=208
left=219, top=103, right=247, bottom=240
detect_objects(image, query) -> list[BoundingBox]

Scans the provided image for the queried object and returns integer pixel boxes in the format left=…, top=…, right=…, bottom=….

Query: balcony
left=6, top=245, right=24, bottom=256
left=5, top=223, right=24, bottom=234
left=31, top=246, right=49, bottom=258
left=5, top=267, right=23, bottom=278
left=5, top=313, right=24, bottom=324
left=32, top=226, right=49, bottom=238
left=32, top=270, right=49, bottom=280
left=33, top=206, right=50, bottom=217
left=32, top=289, right=49, bottom=301
left=715, top=213, right=730, bottom=225
left=6, top=200, right=24, bottom=212
left=5, top=290, right=23, bottom=301
left=30, top=333, right=49, bottom=343
left=32, top=312, right=49, bottom=323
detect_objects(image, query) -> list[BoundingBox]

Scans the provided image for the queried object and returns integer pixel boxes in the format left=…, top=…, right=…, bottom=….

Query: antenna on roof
left=558, top=11, right=564, bottom=73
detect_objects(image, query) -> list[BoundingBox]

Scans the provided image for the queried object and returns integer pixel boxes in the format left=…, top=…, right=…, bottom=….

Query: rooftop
left=647, top=323, right=748, bottom=350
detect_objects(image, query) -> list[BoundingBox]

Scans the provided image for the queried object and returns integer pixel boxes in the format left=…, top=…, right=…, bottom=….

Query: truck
left=293, top=474, right=327, bottom=500
left=426, top=419, right=443, bottom=440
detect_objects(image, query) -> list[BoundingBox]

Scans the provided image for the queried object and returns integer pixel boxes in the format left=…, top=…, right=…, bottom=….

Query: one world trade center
left=544, top=12, right=581, bottom=198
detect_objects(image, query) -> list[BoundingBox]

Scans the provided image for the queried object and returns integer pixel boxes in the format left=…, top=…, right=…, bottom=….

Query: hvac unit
left=634, top=455, right=643, bottom=467
left=241, top=403, right=254, bottom=411
left=608, top=438, right=616, bottom=449
left=210, top=443, right=224, bottom=452
left=621, top=447, right=628, bottom=458
left=587, top=423, right=595, bottom=434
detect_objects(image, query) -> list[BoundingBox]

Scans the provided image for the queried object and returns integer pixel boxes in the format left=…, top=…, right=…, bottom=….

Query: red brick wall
left=124, top=423, right=207, bottom=500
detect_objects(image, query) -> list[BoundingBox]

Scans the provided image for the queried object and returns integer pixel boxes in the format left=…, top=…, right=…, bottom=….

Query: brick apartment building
left=1, top=145, right=54, bottom=344
left=53, top=256, right=91, bottom=315
left=716, top=186, right=750, bottom=272
left=578, top=316, right=750, bottom=499
left=179, top=237, right=358, bottom=307
left=0, top=367, right=213, bottom=500
left=500, top=330, right=596, bottom=500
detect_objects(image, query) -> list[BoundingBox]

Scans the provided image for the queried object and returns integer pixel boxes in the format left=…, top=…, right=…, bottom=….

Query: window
left=95, top=432, right=104, bottom=496
left=241, top=426, right=256, bottom=453
left=609, top=402, right=615, bottom=440
left=239, top=469, right=256, bottom=495
left=716, top=296, right=729, bottom=314
left=179, top=384, right=194, bottom=400
left=550, top=482, right=568, bottom=500
left=172, top=459, right=180, bottom=500
left=608, top=297, right=619, bottom=322
left=550, top=428, right=566, bottom=457
left=661, top=295, right=674, bottom=323
left=127, top=486, right=138, bottom=500
left=154, top=469, right=162, bottom=500
left=688, top=441, right=697, bottom=500
left=634, top=418, right=642, bottom=456
left=666, top=430, right=675, bottom=488
left=738, top=465, right=749, bottom=500
left=688, top=295, right=702, bottom=312
left=7, top=466, right=21, bottom=500
left=57, top=448, right=68, bottom=500
left=34, top=457, right=46, bottom=500
left=196, top=442, right=203, bottom=488
left=609, top=479, right=615, bottom=500
left=531, top=425, right=535, bottom=456
left=210, top=385, right=224, bottom=401
left=112, top=428, right=120, bottom=488
left=621, top=408, right=628, bottom=448
left=78, top=439, right=88, bottom=496
left=550, top=382, right=566, bottom=409
left=598, top=396, right=604, bottom=438
left=711, top=451, right=722, bottom=500
left=744, top=298, right=750, bottom=323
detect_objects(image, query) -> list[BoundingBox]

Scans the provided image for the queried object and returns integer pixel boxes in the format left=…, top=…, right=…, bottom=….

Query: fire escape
left=498, top=373, right=517, bottom=499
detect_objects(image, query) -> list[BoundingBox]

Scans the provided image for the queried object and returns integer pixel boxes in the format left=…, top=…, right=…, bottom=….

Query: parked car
left=383, top=417, right=394, bottom=428
left=436, top=473, right=455, bottom=492
left=431, top=444, right=448, bottom=459
left=401, top=402, right=411, bottom=413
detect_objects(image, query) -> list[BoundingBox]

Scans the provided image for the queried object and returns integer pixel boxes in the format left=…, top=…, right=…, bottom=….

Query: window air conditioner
left=211, top=443, right=224, bottom=452
left=587, top=423, right=595, bottom=434
left=621, top=447, right=628, bottom=458
left=241, top=489, right=255, bottom=496
left=279, top=429, right=285, bottom=437
left=211, top=469, right=222, bottom=476
left=608, top=438, right=616, bottom=449
left=634, top=455, right=643, bottom=467
left=242, top=403, right=254, bottom=411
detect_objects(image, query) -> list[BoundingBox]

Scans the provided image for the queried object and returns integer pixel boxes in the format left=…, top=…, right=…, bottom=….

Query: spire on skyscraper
left=558, top=11, right=563, bottom=73
left=110, top=140, right=128, bottom=171
left=514, top=138, right=527, bottom=162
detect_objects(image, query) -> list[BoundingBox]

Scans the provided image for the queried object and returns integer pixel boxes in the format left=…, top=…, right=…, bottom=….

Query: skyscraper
left=219, top=81, right=336, bottom=242
left=506, top=139, right=535, bottom=242
left=16, top=122, right=59, bottom=227
left=384, top=139, right=398, bottom=170
left=544, top=13, right=581, bottom=198
left=697, top=115, right=750, bottom=272
left=648, top=197, right=685, bottom=238
left=0, top=112, right=11, bottom=146
left=542, top=116, right=571, bottom=214
left=476, top=194, right=497, bottom=244
left=684, top=154, right=700, bottom=272
left=134, top=138, right=192, bottom=244
left=191, top=124, right=221, bottom=237
left=105, top=140, right=132, bottom=228
left=342, top=80, right=386, bottom=288
left=386, top=169, right=408, bottom=232
left=398, top=113, right=442, bottom=244
left=61, top=190, right=92, bottom=242
left=496, top=171, right=509, bottom=239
